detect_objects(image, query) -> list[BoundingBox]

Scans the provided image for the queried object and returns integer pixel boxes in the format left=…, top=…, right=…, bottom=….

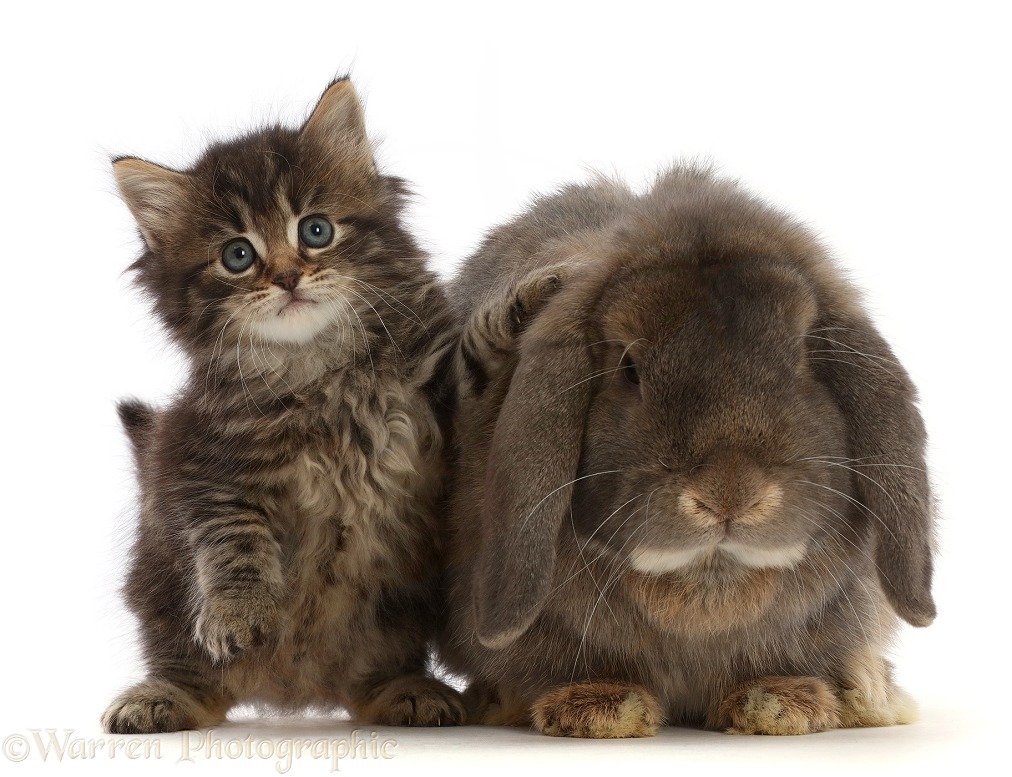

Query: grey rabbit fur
left=440, top=166, right=936, bottom=737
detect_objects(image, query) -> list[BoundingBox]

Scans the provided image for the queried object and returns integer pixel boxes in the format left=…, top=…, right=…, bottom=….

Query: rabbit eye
left=621, top=353, right=640, bottom=385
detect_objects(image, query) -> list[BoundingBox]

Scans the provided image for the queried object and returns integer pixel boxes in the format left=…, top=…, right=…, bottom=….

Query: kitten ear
left=300, top=78, right=374, bottom=172
left=113, top=157, right=189, bottom=249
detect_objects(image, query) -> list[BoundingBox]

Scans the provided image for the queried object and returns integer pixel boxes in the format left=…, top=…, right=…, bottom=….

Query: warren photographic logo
left=3, top=728, right=397, bottom=772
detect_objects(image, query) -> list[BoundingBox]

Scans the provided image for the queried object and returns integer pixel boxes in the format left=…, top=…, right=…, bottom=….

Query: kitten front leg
left=344, top=582, right=465, bottom=726
left=455, top=264, right=568, bottom=398
left=188, top=502, right=286, bottom=662
left=350, top=674, right=466, bottom=727
left=103, top=677, right=230, bottom=734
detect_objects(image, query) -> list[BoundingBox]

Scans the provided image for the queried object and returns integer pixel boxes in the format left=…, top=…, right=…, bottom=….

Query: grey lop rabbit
left=440, top=167, right=936, bottom=738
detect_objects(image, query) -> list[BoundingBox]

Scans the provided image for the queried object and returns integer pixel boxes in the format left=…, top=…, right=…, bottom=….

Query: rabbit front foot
left=194, top=592, right=280, bottom=663
left=711, top=676, right=842, bottom=735
left=353, top=675, right=466, bottom=727
left=102, top=679, right=227, bottom=734
left=532, top=680, right=663, bottom=738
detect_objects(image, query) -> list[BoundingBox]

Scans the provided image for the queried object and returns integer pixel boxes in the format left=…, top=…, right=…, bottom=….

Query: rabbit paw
left=532, top=680, right=663, bottom=738
left=195, top=593, right=280, bottom=663
left=712, top=676, right=842, bottom=735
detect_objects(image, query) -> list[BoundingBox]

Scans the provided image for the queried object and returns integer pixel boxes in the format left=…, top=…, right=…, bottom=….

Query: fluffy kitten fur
left=103, top=79, right=463, bottom=733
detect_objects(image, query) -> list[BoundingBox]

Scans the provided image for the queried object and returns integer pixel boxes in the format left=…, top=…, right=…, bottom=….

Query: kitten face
left=199, top=201, right=357, bottom=347
left=115, top=80, right=409, bottom=355
left=229, top=214, right=352, bottom=345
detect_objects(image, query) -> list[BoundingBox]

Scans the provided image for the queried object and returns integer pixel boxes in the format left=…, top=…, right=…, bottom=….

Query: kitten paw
left=102, top=680, right=226, bottom=734
left=195, top=594, right=280, bottom=662
left=354, top=675, right=466, bottom=726
left=712, top=676, right=842, bottom=735
left=532, top=680, right=663, bottom=738
left=462, top=681, right=531, bottom=726
left=510, top=266, right=567, bottom=334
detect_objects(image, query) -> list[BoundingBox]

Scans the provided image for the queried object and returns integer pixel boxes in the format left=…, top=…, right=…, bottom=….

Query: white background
left=1, top=1, right=1007, bottom=774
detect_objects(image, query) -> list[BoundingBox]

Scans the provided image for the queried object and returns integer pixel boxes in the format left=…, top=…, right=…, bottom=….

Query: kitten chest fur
left=226, top=364, right=443, bottom=706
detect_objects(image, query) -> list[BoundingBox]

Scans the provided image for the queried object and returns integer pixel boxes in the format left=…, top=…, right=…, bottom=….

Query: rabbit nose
left=681, top=458, right=782, bottom=529
left=686, top=494, right=732, bottom=524
left=681, top=486, right=779, bottom=530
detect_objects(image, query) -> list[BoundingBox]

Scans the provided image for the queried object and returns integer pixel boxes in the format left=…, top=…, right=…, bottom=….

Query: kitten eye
left=298, top=215, right=334, bottom=249
left=621, top=352, right=640, bottom=385
left=221, top=239, right=257, bottom=273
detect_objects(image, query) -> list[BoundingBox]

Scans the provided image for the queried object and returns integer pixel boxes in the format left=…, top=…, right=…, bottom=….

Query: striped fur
left=103, top=80, right=463, bottom=733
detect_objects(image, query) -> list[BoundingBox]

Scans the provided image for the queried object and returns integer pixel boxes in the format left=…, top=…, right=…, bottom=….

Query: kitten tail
left=117, top=398, right=156, bottom=466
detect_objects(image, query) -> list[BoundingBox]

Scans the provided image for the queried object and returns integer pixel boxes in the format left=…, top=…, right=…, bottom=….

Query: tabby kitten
left=103, top=79, right=463, bottom=733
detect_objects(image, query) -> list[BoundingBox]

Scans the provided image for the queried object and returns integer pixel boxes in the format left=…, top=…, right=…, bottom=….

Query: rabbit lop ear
left=474, top=311, right=593, bottom=649
left=810, top=313, right=936, bottom=627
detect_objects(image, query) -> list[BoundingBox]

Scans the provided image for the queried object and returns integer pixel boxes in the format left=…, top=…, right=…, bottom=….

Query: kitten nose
left=272, top=269, right=302, bottom=292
